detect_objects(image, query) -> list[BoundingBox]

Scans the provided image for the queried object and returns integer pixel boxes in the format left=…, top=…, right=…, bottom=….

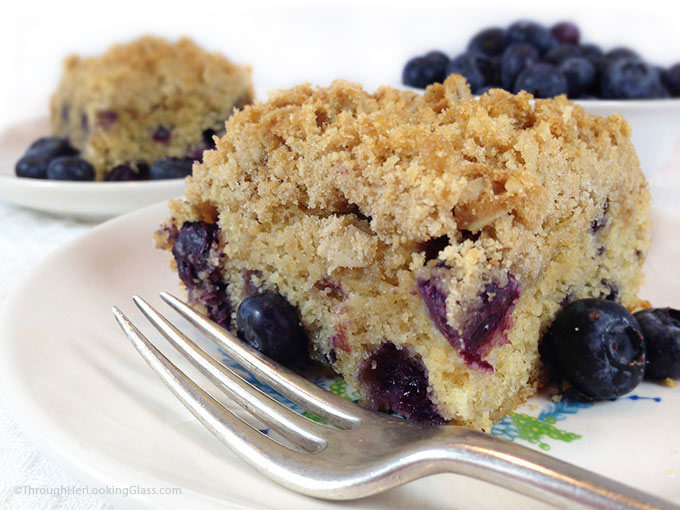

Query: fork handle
left=424, top=428, right=677, bottom=509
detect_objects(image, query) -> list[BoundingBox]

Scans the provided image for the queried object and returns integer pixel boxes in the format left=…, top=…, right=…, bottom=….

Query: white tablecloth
left=0, top=203, right=114, bottom=509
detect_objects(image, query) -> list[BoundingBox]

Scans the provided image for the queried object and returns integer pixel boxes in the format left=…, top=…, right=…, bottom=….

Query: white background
left=3, top=0, right=680, bottom=127
left=1, top=1, right=680, bottom=509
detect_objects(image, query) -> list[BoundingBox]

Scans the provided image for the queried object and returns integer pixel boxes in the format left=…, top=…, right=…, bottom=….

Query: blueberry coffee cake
left=46, top=36, right=253, bottom=180
left=155, top=75, right=651, bottom=430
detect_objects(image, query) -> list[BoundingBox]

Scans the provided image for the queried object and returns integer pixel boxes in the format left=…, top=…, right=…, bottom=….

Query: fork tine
left=132, top=296, right=327, bottom=453
left=160, top=292, right=362, bottom=429
left=112, top=307, right=305, bottom=466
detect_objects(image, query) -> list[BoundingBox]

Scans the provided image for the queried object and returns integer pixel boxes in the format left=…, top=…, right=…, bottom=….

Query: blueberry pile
left=541, top=299, right=680, bottom=400
left=403, top=20, right=679, bottom=99
left=15, top=137, right=85, bottom=180
left=15, top=137, right=201, bottom=181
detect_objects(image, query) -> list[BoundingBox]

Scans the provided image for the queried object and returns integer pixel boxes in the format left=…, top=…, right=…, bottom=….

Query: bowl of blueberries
left=402, top=20, right=680, bottom=178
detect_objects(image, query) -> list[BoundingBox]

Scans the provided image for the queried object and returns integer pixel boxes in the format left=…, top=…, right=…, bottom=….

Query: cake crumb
left=663, top=378, right=678, bottom=388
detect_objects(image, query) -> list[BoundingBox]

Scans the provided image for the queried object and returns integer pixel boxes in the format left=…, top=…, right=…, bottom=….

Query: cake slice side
left=155, top=75, right=650, bottom=430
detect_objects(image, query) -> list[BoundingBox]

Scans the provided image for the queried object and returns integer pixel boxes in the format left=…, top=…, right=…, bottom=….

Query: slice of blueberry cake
left=50, top=36, right=253, bottom=180
left=155, top=75, right=651, bottom=430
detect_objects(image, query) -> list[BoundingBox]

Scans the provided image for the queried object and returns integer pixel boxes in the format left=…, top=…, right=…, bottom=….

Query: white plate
left=0, top=118, right=185, bottom=221
left=0, top=202, right=679, bottom=510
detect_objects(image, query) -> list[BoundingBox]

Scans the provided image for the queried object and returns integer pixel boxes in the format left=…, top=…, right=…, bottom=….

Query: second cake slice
left=51, top=36, right=253, bottom=180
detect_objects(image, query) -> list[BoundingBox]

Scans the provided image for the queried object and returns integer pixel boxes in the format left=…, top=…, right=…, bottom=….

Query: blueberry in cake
left=42, top=36, right=253, bottom=181
left=155, top=75, right=651, bottom=430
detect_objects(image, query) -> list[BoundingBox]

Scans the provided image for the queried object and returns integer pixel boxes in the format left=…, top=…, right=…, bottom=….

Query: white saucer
left=0, top=118, right=185, bottom=221
left=0, top=201, right=678, bottom=509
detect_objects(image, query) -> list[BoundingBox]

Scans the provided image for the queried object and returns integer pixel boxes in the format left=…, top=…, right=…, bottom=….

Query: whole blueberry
left=544, top=45, right=583, bottom=66
left=601, top=58, right=669, bottom=99
left=606, top=47, right=639, bottom=61
left=540, top=299, right=645, bottom=400
left=149, top=157, right=194, bottom=180
left=424, top=51, right=450, bottom=72
left=500, top=43, right=540, bottom=90
left=579, top=44, right=607, bottom=95
left=105, top=164, right=148, bottom=181
left=446, top=52, right=492, bottom=93
left=485, top=54, right=502, bottom=87
left=476, top=52, right=498, bottom=85
left=16, top=137, right=78, bottom=179
left=550, top=22, right=580, bottom=45
left=467, top=27, right=505, bottom=57
left=514, top=63, right=568, bottom=98
left=402, top=52, right=449, bottom=88
left=503, top=20, right=558, bottom=55
left=634, top=308, right=680, bottom=380
left=46, top=156, right=95, bottom=181
left=26, top=137, right=77, bottom=159
left=15, top=154, right=52, bottom=179
left=236, top=293, right=308, bottom=365
left=655, top=65, right=666, bottom=80
left=662, top=64, right=680, bottom=97
left=559, top=57, right=596, bottom=97
left=579, top=43, right=604, bottom=62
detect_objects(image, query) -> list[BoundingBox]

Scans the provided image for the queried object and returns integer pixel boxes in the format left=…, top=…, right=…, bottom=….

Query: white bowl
left=575, top=99, right=680, bottom=178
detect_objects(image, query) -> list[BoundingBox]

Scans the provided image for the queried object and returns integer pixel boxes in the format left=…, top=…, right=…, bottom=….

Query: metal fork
left=112, top=292, right=677, bottom=509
